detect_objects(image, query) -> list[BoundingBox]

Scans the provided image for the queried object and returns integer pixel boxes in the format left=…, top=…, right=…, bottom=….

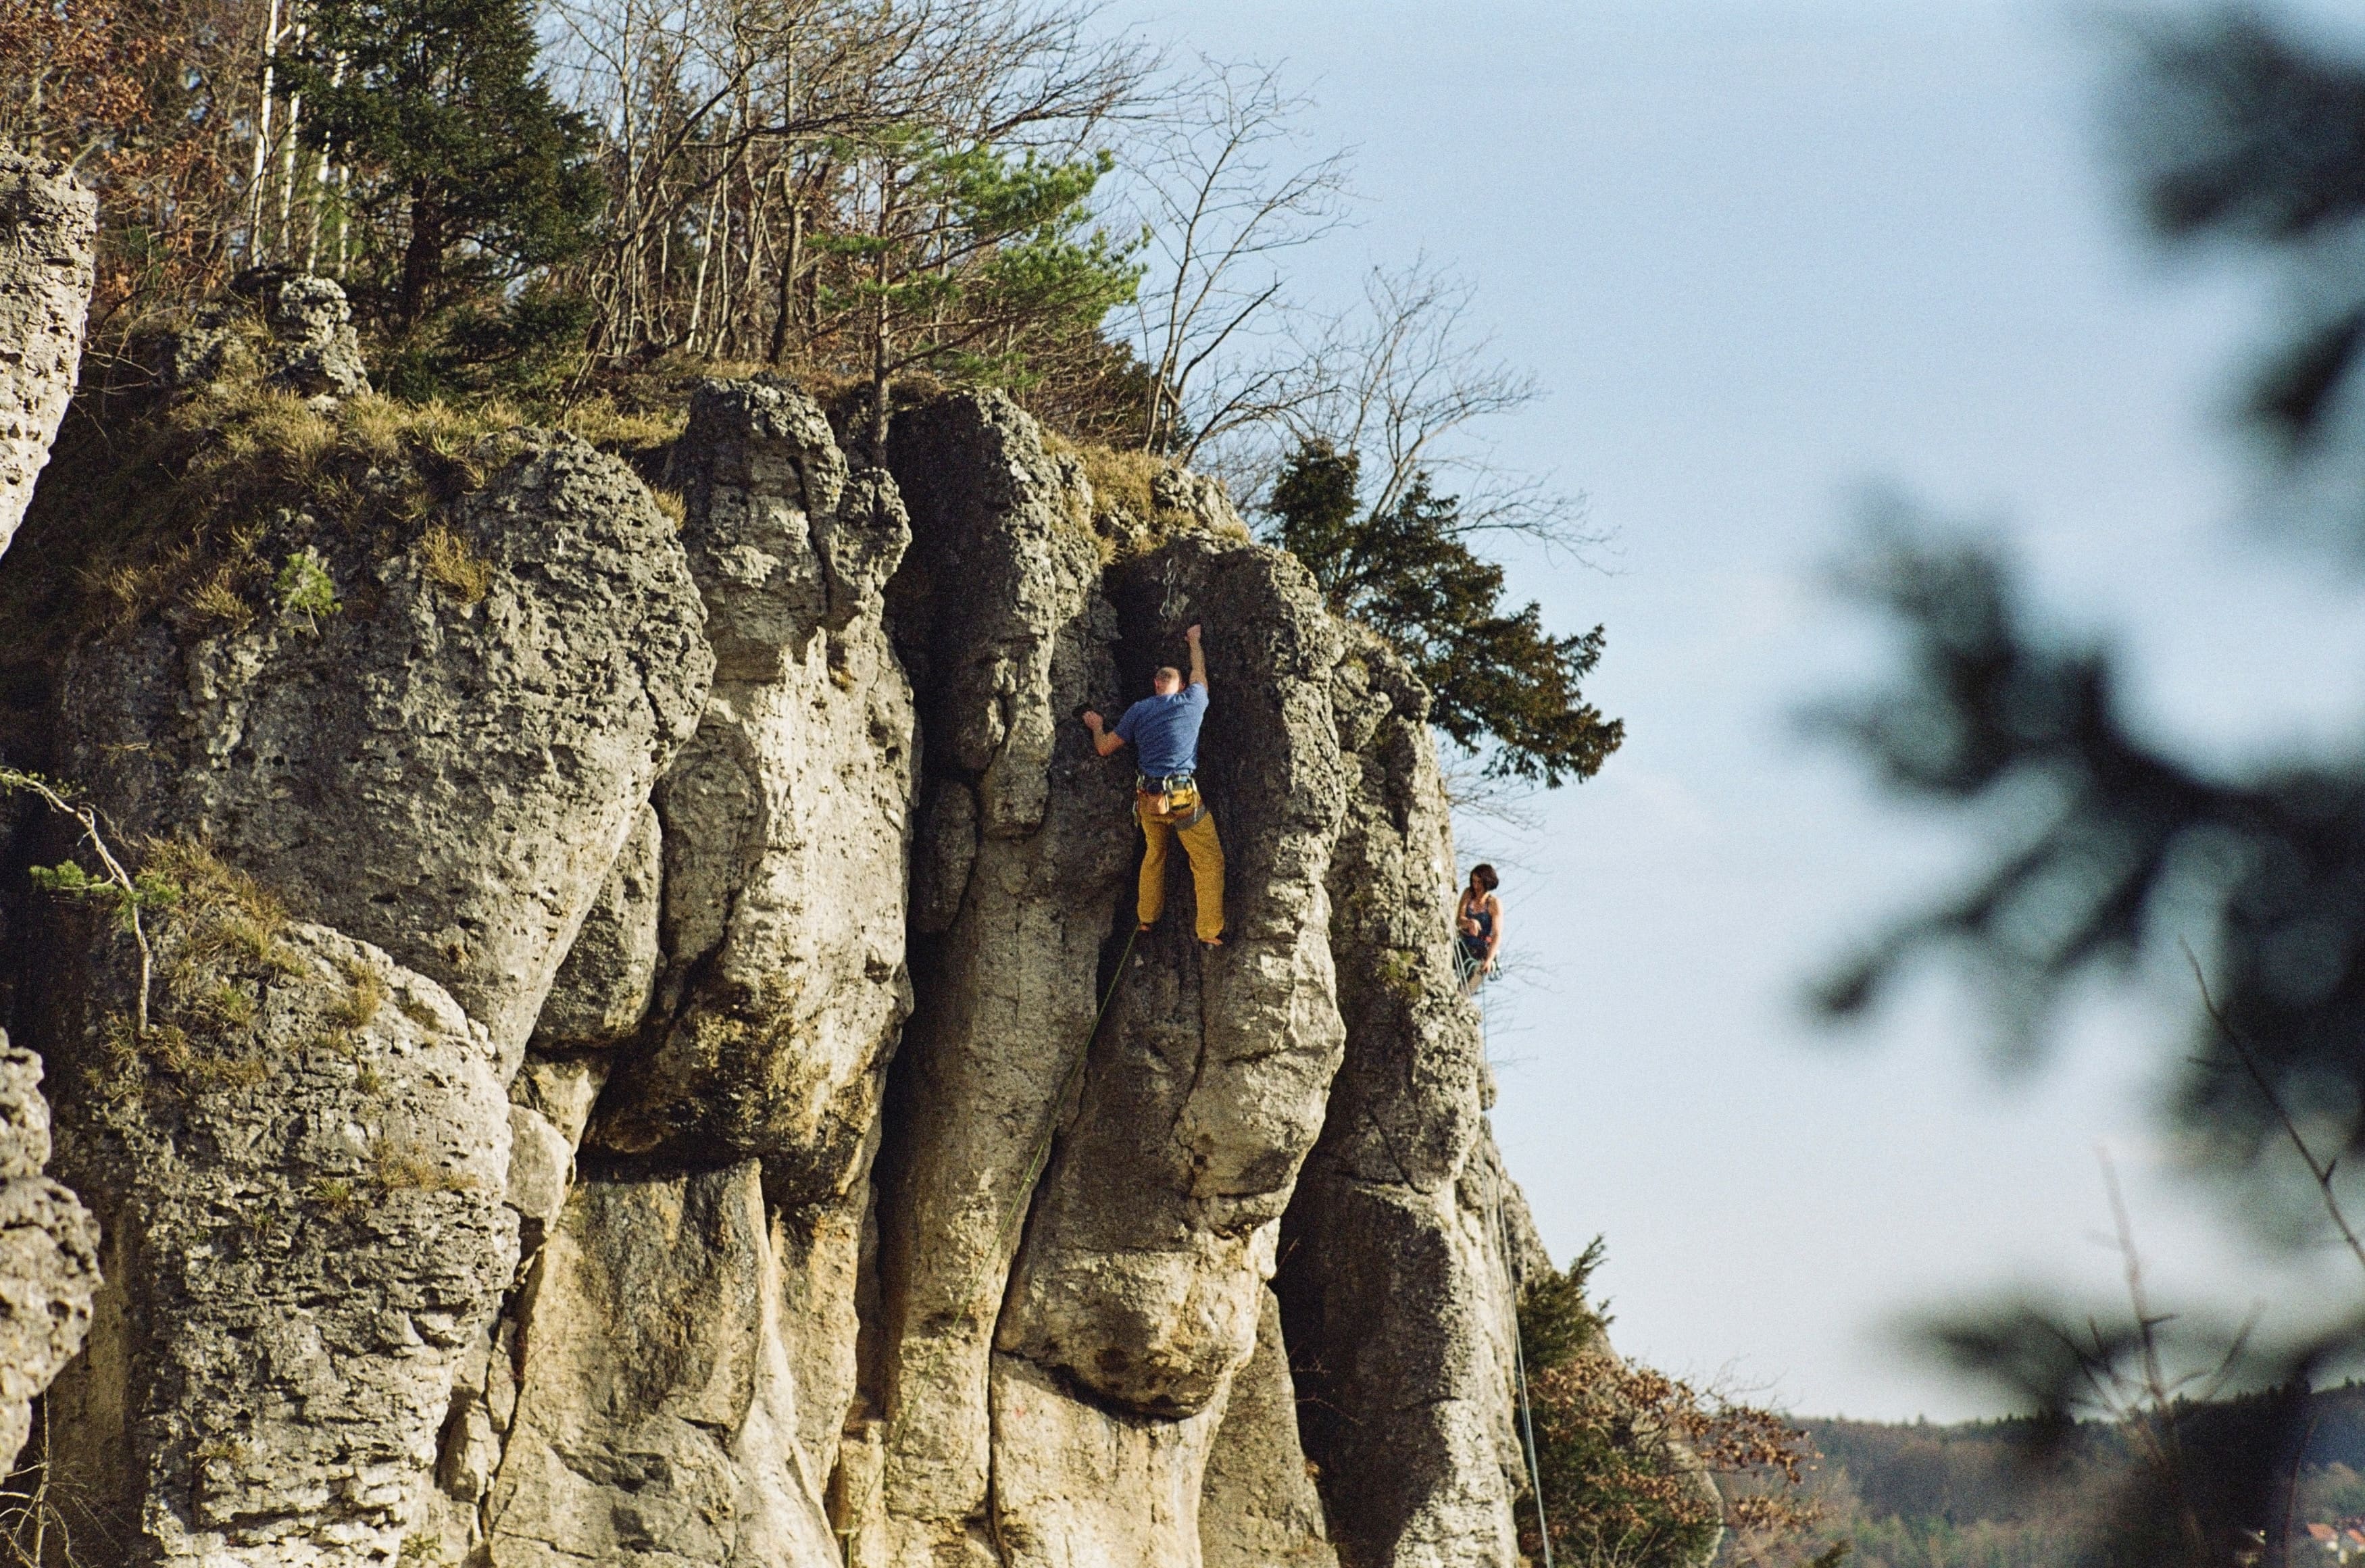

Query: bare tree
left=1276, top=259, right=1599, bottom=555
left=539, top=0, right=1153, bottom=371
left=1112, top=55, right=1351, bottom=461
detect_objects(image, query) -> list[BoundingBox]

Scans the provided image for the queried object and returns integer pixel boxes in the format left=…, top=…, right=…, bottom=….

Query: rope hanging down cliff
left=997, top=921, right=1141, bottom=1257
left=1481, top=984, right=1556, bottom=1565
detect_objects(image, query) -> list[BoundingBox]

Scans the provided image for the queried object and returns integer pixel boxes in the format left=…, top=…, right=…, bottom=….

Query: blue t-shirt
left=1114, top=683, right=1208, bottom=778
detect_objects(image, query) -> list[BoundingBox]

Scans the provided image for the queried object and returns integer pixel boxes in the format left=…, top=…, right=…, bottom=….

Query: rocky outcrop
left=39, top=913, right=514, bottom=1568
left=10, top=403, right=715, bottom=1563
left=0, top=151, right=105, bottom=1488
left=0, top=153, right=97, bottom=563
left=439, top=377, right=920, bottom=1568
left=1, top=369, right=1564, bottom=1568
left=1199, top=1289, right=1337, bottom=1568
left=589, top=378, right=915, bottom=1178
left=56, top=430, right=713, bottom=1064
left=1278, top=628, right=1529, bottom=1568
left=862, top=393, right=1132, bottom=1565
left=260, top=274, right=372, bottom=401
left=978, top=536, right=1349, bottom=1565
left=482, top=1163, right=841, bottom=1568
left=0, top=1034, right=99, bottom=1475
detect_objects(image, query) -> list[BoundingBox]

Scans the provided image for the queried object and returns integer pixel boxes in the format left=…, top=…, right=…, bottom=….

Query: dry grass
left=417, top=526, right=495, bottom=603
left=1041, top=432, right=1247, bottom=563
left=81, top=840, right=299, bottom=1107
left=0, top=379, right=529, bottom=728
left=557, top=394, right=687, bottom=453
left=372, top=1143, right=489, bottom=1195
left=328, top=961, right=386, bottom=1030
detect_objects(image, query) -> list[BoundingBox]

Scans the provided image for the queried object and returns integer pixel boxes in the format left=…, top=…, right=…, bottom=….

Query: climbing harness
left=1480, top=985, right=1555, bottom=1566
left=1136, top=773, right=1205, bottom=826
left=995, top=921, right=1142, bottom=1256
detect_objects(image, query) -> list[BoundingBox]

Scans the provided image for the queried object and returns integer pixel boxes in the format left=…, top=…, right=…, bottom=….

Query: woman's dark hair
left=1470, top=863, right=1499, bottom=892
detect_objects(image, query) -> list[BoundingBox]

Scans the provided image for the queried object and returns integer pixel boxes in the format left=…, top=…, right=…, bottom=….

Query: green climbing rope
left=997, top=921, right=1142, bottom=1256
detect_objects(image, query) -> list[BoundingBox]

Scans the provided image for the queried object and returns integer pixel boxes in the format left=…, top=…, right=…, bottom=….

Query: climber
left=1455, top=863, right=1501, bottom=996
left=1081, top=624, right=1226, bottom=947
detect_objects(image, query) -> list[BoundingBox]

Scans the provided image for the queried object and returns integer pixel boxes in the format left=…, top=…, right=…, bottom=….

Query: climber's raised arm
left=1185, top=623, right=1206, bottom=688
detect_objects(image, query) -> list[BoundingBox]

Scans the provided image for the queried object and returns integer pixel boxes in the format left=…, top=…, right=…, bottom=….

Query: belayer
left=1456, top=862, right=1501, bottom=996
left=1082, top=623, right=1227, bottom=948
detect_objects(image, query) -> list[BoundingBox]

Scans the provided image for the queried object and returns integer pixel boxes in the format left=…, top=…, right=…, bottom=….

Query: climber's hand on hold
left=1184, top=624, right=1201, bottom=646
left=1082, top=708, right=1124, bottom=757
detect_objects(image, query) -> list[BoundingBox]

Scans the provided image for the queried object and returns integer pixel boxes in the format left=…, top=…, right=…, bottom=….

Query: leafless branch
left=2184, top=942, right=2365, bottom=1278
left=1110, top=54, right=1353, bottom=458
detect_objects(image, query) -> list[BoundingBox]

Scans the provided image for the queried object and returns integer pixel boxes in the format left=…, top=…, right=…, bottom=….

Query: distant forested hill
left=1762, top=1386, right=2365, bottom=1568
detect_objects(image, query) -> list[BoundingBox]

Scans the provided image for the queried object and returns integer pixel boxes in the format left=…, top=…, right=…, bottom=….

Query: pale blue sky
left=1103, top=0, right=2365, bottom=1419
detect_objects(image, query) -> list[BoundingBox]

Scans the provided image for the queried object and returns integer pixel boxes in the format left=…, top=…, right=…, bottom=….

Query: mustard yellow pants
left=1137, top=794, right=1226, bottom=942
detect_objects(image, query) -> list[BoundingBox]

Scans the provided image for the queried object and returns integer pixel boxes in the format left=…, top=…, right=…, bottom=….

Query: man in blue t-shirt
left=1082, top=623, right=1226, bottom=946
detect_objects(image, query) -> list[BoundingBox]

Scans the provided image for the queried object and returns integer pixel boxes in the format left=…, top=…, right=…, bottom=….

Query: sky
left=1099, top=0, right=2365, bottom=1420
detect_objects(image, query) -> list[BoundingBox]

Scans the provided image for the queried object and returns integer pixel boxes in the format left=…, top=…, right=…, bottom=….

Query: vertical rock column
left=0, top=153, right=102, bottom=1472
left=866, top=392, right=1133, bottom=1567
left=30, top=432, right=713, bottom=1567
left=983, top=535, right=1351, bottom=1567
left=481, top=378, right=918, bottom=1568
left=0, top=1034, right=98, bottom=1475
left=0, top=152, right=96, bottom=563
left=1277, top=629, right=1528, bottom=1568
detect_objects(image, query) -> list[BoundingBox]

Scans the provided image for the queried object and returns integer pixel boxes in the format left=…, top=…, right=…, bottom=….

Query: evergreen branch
left=1, top=768, right=158, bottom=1037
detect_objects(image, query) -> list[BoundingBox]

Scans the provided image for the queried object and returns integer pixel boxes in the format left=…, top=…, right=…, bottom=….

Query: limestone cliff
left=0, top=153, right=96, bottom=563
left=0, top=306, right=1558, bottom=1567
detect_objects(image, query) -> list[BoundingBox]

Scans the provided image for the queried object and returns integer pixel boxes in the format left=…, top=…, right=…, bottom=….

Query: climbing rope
left=996, top=921, right=1141, bottom=1256
left=1480, top=984, right=1555, bottom=1567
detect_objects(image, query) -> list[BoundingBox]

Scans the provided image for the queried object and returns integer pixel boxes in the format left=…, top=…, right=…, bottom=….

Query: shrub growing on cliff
left=1514, top=1244, right=1836, bottom=1567
left=1266, top=439, right=1622, bottom=786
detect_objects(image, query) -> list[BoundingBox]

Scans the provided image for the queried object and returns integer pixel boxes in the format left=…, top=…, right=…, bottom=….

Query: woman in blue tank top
left=1456, top=863, right=1501, bottom=994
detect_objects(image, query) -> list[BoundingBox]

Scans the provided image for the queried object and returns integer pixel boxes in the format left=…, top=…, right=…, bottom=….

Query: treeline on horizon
left=1772, top=1384, right=2365, bottom=1568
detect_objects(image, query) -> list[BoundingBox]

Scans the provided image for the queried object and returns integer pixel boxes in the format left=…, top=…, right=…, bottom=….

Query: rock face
left=0, top=1034, right=100, bottom=1475
left=0, top=371, right=1567, bottom=1567
left=0, top=153, right=97, bottom=564
left=1199, top=1289, right=1337, bottom=1568
left=0, top=151, right=103, bottom=1482
left=39, top=914, right=515, bottom=1568
left=262, top=274, right=372, bottom=400
left=1278, top=627, right=1531, bottom=1568
left=865, top=393, right=1135, bottom=1565
left=57, top=430, right=714, bottom=1064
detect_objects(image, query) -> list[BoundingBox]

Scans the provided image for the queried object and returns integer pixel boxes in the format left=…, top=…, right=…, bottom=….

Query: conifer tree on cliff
left=287, top=0, right=601, bottom=332
left=1267, top=438, right=1622, bottom=786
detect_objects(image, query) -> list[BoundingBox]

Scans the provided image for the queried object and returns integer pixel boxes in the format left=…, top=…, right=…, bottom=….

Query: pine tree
left=824, top=131, right=1142, bottom=453
left=1267, top=439, right=1622, bottom=786
left=290, top=0, right=601, bottom=330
